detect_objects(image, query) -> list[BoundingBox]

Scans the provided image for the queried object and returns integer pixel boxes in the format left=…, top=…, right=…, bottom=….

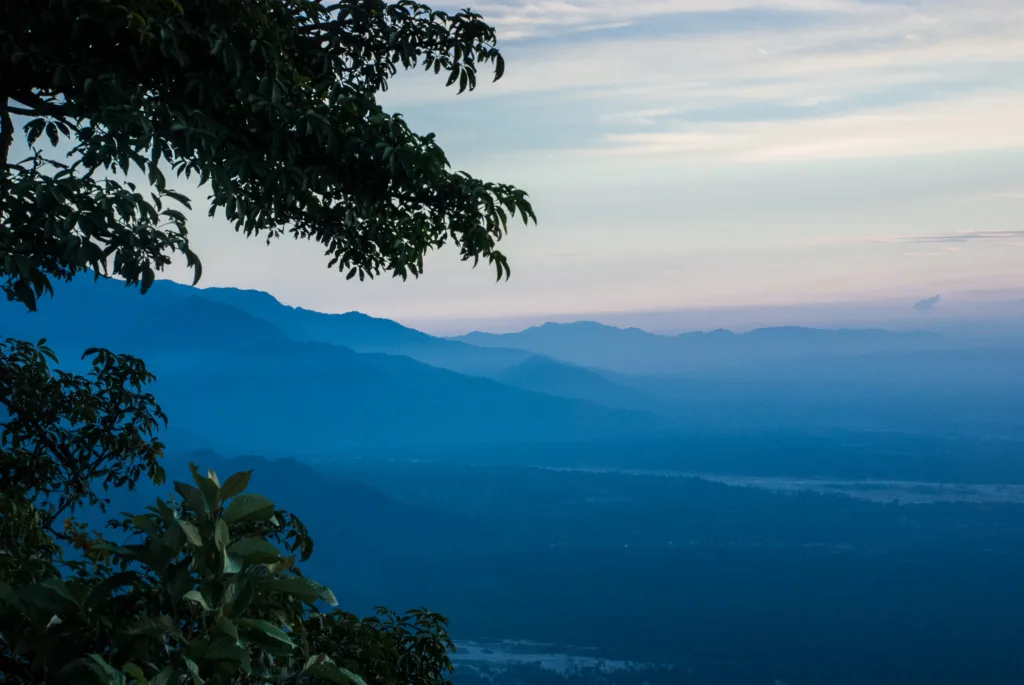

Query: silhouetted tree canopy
left=1, top=0, right=535, bottom=309
left=0, top=1, right=528, bottom=682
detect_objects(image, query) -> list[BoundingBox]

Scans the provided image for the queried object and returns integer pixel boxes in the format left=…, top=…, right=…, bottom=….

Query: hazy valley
left=6, top=277, right=1024, bottom=684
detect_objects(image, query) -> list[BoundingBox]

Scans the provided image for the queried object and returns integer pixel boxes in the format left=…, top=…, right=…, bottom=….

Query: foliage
left=0, top=0, right=527, bottom=681
left=0, top=337, right=166, bottom=586
left=0, top=348, right=458, bottom=685
left=0, top=338, right=167, bottom=525
left=306, top=609, right=455, bottom=685
left=0, top=463, right=456, bottom=684
left=0, top=0, right=535, bottom=310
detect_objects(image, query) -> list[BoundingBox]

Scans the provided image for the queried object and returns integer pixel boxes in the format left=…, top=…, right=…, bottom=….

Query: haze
left=6, top=2, right=1024, bottom=684
left=133, top=0, right=1024, bottom=333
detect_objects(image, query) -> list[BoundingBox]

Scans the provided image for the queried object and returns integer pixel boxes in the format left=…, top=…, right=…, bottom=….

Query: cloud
left=806, top=230, right=1024, bottom=250
left=913, top=294, right=940, bottom=312
left=599, top=108, right=674, bottom=126
left=584, top=92, right=1024, bottom=162
left=958, top=187, right=1024, bottom=203
left=396, top=3, right=1024, bottom=105
left=470, top=0, right=870, bottom=40
left=899, top=230, right=1024, bottom=245
left=388, top=0, right=1024, bottom=164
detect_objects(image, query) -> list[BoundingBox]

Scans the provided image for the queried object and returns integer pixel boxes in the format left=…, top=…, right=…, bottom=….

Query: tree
left=1, top=462, right=457, bottom=684
left=1, top=0, right=535, bottom=309
left=0, top=338, right=166, bottom=587
left=0, top=0, right=535, bottom=682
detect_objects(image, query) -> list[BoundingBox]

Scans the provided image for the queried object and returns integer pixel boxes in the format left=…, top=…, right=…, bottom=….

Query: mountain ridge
left=451, top=320, right=947, bottom=375
left=0, top=275, right=675, bottom=455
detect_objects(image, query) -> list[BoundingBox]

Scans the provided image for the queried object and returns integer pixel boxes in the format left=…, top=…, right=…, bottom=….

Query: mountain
left=1, top=276, right=674, bottom=456
left=453, top=321, right=947, bottom=375
left=489, top=356, right=660, bottom=412
left=0, top=277, right=288, bottom=357
left=71, top=450, right=487, bottom=603
left=187, top=286, right=665, bottom=411
left=195, top=286, right=532, bottom=376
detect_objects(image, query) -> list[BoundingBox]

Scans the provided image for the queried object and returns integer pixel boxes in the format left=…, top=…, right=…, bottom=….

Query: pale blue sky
left=133, top=1, right=1024, bottom=329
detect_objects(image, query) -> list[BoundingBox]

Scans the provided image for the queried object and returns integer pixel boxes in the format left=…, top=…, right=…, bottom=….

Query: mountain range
left=0, top=276, right=671, bottom=456
left=453, top=321, right=947, bottom=376
left=4, top=274, right=1023, bottom=461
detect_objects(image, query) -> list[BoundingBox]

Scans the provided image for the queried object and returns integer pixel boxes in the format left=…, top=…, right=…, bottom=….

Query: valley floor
left=295, top=456, right=1024, bottom=685
left=540, top=466, right=1024, bottom=504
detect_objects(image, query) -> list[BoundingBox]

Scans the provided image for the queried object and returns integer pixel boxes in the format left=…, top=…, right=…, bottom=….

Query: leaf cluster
left=0, top=463, right=456, bottom=685
left=0, top=337, right=167, bottom=536
left=0, top=1, right=514, bottom=681
left=0, top=344, right=456, bottom=685
left=1, top=0, right=535, bottom=310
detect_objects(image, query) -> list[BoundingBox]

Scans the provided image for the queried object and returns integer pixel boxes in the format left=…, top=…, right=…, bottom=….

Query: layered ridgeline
left=454, top=319, right=1024, bottom=443
left=6, top=276, right=1024, bottom=475
left=0, top=276, right=671, bottom=457
left=454, top=321, right=951, bottom=376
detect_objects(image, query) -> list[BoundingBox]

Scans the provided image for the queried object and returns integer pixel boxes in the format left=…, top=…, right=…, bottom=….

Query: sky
left=109, top=1, right=1024, bottom=330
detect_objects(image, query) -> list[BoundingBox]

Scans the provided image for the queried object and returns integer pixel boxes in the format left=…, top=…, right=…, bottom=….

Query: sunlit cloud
left=586, top=92, right=1024, bottom=162
left=173, top=0, right=1024, bottom=320
left=391, top=0, right=1024, bottom=166
left=469, top=0, right=875, bottom=39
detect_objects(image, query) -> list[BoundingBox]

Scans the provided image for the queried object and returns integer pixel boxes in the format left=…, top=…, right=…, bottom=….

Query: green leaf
left=227, top=537, right=283, bottom=564
left=222, top=493, right=275, bottom=524
left=261, top=576, right=337, bottom=606
left=219, top=470, right=252, bottom=500
left=87, top=654, right=127, bottom=685
left=126, top=615, right=183, bottom=639
left=234, top=618, right=295, bottom=654
left=174, top=482, right=207, bottom=515
left=168, top=565, right=194, bottom=601
left=45, top=122, right=60, bottom=147
left=122, top=662, right=148, bottom=684
left=140, top=267, right=155, bottom=293
left=176, top=519, right=203, bottom=547
left=215, top=615, right=239, bottom=641
left=131, top=514, right=161, bottom=538
left=190, top=462, right=221, bottom=511
left=214, top=519, right=229, bottom=551
left=223, top=552, right=243, bottom=574
left=85, top=571, right=138, bottom=610
left=303, top=655, right=368, bottom=685
left=183, top=589, right=211, bottom=611
left=223, top=579, right=254, bottom=617
left=17, top=578, right=80, bottom=613
left=204, top=637, right=250, bottom=670
left=182, top=656, right=204, bottom=685
left=149, top=667, right=175, bottom=685
left=40, top=577, right=82, bottom=609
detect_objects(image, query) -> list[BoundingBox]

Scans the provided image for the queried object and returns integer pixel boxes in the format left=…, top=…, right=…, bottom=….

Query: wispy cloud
left=599, top=108, right=674, bottom=126
left=897, top=230, right=1024, bottom=245
left=806, top=230, right=1024, bottom=249
left=913, top=294, right=941, bottom=311
left=396, top=0, right=1024, bottom=164
left=958, top=187, right=1024, bottom=203
left=471, top=0, right=873, bottom=40
left=587, top=92, right=1024, bottom=162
